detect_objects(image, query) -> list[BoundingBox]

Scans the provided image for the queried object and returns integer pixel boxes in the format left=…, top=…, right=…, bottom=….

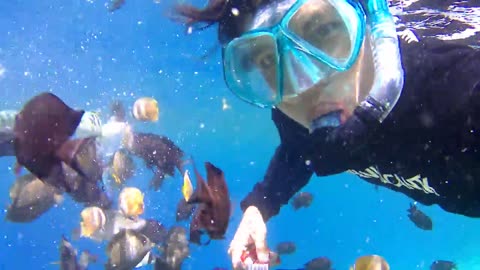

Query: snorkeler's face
left=277, top=37, right=374, bottom=130
left=229, top=0, right=371, bottom=129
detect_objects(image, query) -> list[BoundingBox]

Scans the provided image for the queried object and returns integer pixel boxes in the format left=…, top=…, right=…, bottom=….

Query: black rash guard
left=240, top=36, right=480, bottom=221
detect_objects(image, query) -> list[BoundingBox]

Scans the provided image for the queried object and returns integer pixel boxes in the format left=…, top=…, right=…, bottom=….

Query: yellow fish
left=119, top=187, right=145, bottom=218
left=132, top=97, right=159, bottom=122
left=182, top=170, right=193, bottom=202
left=350, top=255, right=390, bottom=270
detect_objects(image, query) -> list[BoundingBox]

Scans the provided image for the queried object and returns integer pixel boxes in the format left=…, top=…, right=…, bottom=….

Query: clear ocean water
left=1, top=0, right=480, bottom=269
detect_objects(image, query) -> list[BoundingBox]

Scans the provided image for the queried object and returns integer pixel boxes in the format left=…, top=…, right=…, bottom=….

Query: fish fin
left=182, top=170, right=193, bottom=202
left=205, top=162, right=228, bottom=197
left=189, top=164, right=213, bottom=204
left=112, top=173, right=121, bottom=184
left=188, top=177, right=211, bottom=205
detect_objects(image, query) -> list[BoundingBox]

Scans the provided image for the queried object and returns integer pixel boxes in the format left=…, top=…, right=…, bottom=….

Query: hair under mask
left=172, top=0, right=279, bottom=43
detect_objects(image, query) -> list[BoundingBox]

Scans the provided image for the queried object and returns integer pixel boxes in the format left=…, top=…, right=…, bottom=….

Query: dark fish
left=108, top=0, right=125, bottom=12
left=291, top=192, right=314, bottom=210
left=188, top=162, right=231, bottom=245
left=124, top=132, right=184, bottom=191
left=430, top=260, right=457, bottom=270
left=138, top=219, right=168, bottom=245
left=0, top=132, right=14, bottom=157
left=14, top=93, right=96, bottom=191
left=176, top=197, right=196, bottom=222
left=59, top=235, right=96, bottom=270
left=110, top=100, right=126, bottom=122
left=158, top=226, right=190, bottom=270
left=305, top=257, right=333, bottom=270
left=6, top=174, right=63, bottom=223
left=407, top=203, right=433, bottom=230
left=63, top=163, right=112, bottom=209
left=275, top=241, right=297, bottom=255
left=105, top=229, right=154, bottom=270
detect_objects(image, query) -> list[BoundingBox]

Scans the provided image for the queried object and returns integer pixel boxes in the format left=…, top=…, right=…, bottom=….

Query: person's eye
left=256, top=51, right=276, bottom=70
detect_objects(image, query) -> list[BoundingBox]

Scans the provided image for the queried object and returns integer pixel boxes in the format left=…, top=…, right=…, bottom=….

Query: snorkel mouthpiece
left=360, top=0, right=404, bottom=122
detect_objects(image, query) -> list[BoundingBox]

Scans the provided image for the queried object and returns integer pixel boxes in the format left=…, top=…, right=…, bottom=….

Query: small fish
left=305, top=256, right=333, bottom=270
left=137, top=219, right=168, bottom=245
left=275, top=241, right=296, bottom=255
left=291, top=192, right=314, bottom=210
left=132, top=97, right=159, bottom=122
left=108, top=0, right=126, bottom=12
left=118, top=187, right=145, bottom=219
left=407, top=202, right=433, bottom=230
left=182, top=170, right=193, bottom=202
left=105, top=229, right=155, bottom=270
left=430, top=260, right=457, bottom=270
left=161, top=226, right=190, bottom=270
left=110, top=149, right=135, bottom=186
left=188, top=162, right=231, bottom=245
left=176, top=197, right=196, bottom=222
left=6, top=174, right=63, bottom=223
left=124, top=132, right=184, bottom=191
left=79, top=206, right=107, bottom=239
left=349, top=255, right=389, bottom=270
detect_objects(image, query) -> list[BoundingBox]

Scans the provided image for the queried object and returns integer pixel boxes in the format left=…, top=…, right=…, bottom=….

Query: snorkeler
left=171, top=0, right=480, bottom=268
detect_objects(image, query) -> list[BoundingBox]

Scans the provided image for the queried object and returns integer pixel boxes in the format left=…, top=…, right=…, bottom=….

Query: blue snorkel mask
left=222, top=0, right=404, bottom=124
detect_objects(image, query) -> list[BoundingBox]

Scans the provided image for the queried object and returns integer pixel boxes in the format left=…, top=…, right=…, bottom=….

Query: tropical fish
left=108, top=0, right=126, bottom=12
left=14, top=93, right=97, bottom=190
left=123, top=132, right=184, bottom=191
left=430, top=260, right=457, bottom=270
left=79, top=206, right=107, bottom=238
left=407, top=202, right=433, bottom=230
left=350, top=255, right=389, bottom=270
left=6, top=174, right=63, bottom=223
left=105, top=229, right=155, bottom=270
left=188, top=162, right=231, bottom=245
left=275, top=241, right=297, bottom=255
left=291, top=192, right=314, bottom=210
left=156, top=226, right=190, bottom=270
left=118, top=187, right=145, bottom=219
left=132, top=97, right=159, bottom=122
left=110, top=149, right=135, bottom=186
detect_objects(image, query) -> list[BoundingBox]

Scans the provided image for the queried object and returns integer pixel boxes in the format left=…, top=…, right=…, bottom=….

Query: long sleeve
left=240, top=109, right=314, bottom=222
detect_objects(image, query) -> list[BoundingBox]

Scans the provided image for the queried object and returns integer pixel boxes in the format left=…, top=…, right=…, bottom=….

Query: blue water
left=1, top=0, right=480, bottom=269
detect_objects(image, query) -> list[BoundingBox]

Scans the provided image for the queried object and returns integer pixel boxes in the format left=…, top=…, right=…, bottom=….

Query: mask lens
left=286, top=0, right=360, bottom=67
left=224, top=33, right=281, bottom=107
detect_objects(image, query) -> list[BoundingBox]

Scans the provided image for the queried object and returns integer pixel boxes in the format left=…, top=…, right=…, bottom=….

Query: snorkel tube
left=359, top=0, right=404, bottom=122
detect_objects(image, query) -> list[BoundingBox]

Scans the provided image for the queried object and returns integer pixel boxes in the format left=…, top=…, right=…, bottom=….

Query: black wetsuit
left=240, top=37, right=480, bottom=220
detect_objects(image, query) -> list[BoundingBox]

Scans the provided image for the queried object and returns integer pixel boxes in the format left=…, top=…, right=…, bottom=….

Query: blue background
left=0, top=0, right=479, bottom=269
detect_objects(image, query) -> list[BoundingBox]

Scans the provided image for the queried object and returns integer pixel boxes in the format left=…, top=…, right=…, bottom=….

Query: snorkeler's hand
left=228, top=206, right=270, bottom=270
